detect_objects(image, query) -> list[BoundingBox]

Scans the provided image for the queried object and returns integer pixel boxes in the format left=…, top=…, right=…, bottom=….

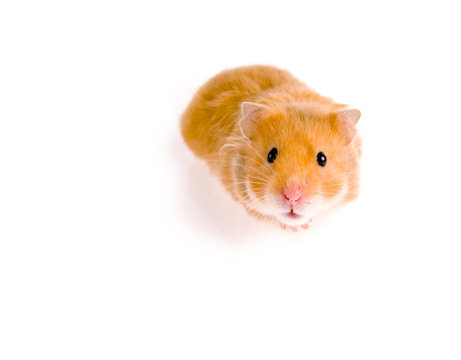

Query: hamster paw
left=279, top=223, right=297, bottom=231
left=279, top=219, right=312, bottom=232
left=301, top=219, right=313, bottom=229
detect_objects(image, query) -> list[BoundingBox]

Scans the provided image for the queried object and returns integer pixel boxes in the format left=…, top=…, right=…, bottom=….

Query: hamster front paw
left=279, top=219, right=312, bottom=232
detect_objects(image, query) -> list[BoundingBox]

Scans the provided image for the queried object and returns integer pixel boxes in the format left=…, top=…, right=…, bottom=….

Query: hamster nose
left=283, top=186, right=302, bottom=206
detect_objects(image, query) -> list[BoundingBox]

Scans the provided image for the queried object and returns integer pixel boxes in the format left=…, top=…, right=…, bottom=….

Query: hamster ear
left=335, top=108, right=361, bottom=143
left=239, top=102, right=268, bottom=138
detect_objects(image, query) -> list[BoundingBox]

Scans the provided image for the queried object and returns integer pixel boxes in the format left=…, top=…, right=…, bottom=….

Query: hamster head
left=236, top=101, right=361, bottom=226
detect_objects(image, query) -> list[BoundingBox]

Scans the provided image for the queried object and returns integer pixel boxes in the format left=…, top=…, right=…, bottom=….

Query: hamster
left=181, top=65, right=361, bottom=231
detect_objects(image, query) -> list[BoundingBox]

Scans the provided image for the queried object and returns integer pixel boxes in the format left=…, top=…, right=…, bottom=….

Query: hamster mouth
left=284, top=208, right=302, bottom=219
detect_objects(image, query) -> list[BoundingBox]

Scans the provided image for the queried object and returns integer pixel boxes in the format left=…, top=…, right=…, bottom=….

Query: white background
left=1, top=1, right=461, bottom=359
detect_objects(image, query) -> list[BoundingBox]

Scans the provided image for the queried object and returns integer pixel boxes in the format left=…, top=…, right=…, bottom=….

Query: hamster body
left=181, top=65, right=361, bottom=230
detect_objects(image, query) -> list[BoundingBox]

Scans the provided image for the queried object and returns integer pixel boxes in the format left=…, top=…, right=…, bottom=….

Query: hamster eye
left=317, top=152, right=327, bottom=167
left=267, top=148, right=278, bottom=163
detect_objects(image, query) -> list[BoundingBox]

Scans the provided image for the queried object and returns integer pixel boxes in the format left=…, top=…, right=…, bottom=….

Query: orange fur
left=181, top=65, right=361, bottom=227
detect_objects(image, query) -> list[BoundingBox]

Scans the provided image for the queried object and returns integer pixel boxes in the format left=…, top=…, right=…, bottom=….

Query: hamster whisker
left=233, top=164, right=271, bottom=180
left=239, top=187, right=266, bottom=203
left=239, top=155, right=273, bottom=170
left=227, top=153, right=273, bottom=170
left=200, top=154, right=274, bottom=179
left=218, top=177, right=269, bottom=184
left=244, top=143, right=275, bottom=175
left=242, top=196, right=264, bottom=210
left=233, top=181, right=268, bottom=186
left=204, top=156, right=272, bottom=179
left=247, top=177, right=271, bottom=183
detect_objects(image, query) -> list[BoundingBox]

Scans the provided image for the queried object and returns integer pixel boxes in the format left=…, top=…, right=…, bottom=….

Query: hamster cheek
left=317, top=175, right=349, bottom=212
left=320, top=174, right=344, bottom=200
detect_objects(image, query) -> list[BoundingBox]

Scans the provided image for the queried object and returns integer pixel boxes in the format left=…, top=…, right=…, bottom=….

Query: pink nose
left=283, top=186, right=302, bottom=206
